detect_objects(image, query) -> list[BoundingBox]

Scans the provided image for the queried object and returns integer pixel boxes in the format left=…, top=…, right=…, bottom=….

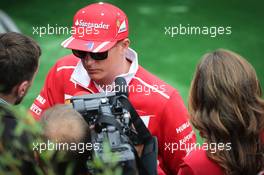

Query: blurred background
left=1, top=0, right=264, bottom=143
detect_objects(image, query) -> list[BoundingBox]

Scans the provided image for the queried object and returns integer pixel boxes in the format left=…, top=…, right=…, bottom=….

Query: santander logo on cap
left=74, top=20, right=110, bottom=30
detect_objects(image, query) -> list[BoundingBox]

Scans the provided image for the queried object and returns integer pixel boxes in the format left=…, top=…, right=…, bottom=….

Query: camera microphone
left=115, top=77, right=128, bottom=97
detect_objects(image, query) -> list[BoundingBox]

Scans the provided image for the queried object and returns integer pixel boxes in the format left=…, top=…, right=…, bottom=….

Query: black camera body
left=70, top=77, right=157, bottom=175
left=71, top=92, right=137, bottom=174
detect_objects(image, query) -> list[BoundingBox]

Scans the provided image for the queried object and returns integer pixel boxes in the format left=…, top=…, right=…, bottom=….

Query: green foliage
left=87, top=141, right=122, bottom=175
left=0, top=105, right=43, bottom=174
left=0, top=106, right=123, bottom=175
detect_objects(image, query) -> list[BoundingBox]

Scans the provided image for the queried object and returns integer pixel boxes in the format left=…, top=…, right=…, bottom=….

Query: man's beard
left=14, top=87, right=28, bottom=105
left=14, top=94, right=25, bottom=105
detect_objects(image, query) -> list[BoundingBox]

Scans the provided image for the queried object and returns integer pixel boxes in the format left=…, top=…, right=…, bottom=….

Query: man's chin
left=89, top=74, right=103, bottom=82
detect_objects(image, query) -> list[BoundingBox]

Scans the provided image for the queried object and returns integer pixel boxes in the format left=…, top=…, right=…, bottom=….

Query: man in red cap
left=30, top=2, right=196, bottom=174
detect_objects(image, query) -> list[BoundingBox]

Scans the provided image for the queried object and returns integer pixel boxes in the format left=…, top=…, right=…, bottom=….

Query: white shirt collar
left=71, top=47, right=139, bottom=91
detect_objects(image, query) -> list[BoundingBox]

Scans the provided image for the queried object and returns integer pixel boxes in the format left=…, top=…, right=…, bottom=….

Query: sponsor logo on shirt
left=176, top=122, right=191, bottom=134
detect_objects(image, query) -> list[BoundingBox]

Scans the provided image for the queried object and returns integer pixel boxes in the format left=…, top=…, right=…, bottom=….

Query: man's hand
left=135, top=144, right=144, bottom=157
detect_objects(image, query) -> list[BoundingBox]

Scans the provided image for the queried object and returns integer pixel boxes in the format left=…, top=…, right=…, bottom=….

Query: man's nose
left=83, top=54, right=95, bottom=66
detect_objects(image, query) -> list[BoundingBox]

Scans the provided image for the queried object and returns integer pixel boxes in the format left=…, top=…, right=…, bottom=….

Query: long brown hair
left=189, top=49, right=264, bottom=175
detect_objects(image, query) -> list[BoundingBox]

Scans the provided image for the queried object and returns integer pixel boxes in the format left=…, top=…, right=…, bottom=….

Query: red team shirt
left=178, top=149, right=223, bottom=175
left=30, top=48, right=196, bottom=174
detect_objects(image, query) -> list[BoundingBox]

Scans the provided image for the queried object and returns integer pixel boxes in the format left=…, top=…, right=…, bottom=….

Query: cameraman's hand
left=135, top=144, right=144, bottom=157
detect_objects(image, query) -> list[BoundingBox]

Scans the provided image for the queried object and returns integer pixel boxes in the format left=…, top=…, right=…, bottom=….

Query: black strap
left=117, top=95, right=153, bottom=144
left=138, top=136, right=158, bottom=175
left=117, top=95, right=157, bottom=175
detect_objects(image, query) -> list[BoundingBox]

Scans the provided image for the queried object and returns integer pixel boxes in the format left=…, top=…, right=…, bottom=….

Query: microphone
left=115, top=77, right=128, bottom=97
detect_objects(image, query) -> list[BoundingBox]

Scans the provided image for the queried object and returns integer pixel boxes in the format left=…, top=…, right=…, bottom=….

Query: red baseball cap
left=61, top=2, right=129, bottom=53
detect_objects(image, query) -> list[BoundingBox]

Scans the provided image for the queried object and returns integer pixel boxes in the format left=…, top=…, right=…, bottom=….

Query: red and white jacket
left=30, top=48, right=196, bottom=175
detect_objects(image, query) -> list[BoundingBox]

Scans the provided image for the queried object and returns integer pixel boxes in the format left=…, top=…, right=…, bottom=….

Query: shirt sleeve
left=29, top=63, right=64, bottom=120
left=158, top=90, right=196, bottom=174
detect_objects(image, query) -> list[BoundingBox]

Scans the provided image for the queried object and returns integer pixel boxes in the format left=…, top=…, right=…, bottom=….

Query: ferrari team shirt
left=30, top=48, right=196, bottom=175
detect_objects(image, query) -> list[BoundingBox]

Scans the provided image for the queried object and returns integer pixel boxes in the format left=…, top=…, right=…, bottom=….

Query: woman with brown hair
left=178, top=49, right=264, bottom=175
